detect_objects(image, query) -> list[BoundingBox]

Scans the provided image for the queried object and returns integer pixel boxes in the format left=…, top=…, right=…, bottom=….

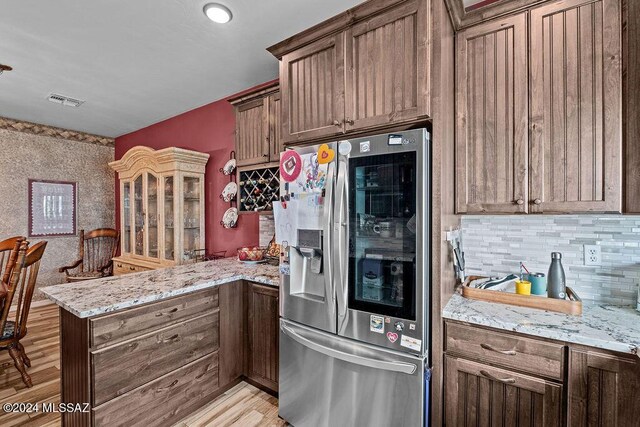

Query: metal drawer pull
left=155, top=307, right=179, bottom=317
left=162, top=334, right=180, bottom=343
left=156, top=379, right=179, bottom=392
left=481, top=343, right=516, bottom=355
left=480, top=370, right=516, bottom=384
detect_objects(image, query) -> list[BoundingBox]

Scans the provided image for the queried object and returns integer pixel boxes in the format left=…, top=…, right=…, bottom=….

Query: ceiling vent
left=47, top=93, right=85, bottom=108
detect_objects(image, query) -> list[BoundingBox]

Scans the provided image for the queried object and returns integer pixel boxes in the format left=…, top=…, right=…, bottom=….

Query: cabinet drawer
left=93, top=352, right=219, bottom=427
left=445, top=322, right=565, bottom=380
left=90, top=288, right=219, bottom=348
left=113, top=261, right=151, bottom=275
left=92, top=311, right=219, bottom=406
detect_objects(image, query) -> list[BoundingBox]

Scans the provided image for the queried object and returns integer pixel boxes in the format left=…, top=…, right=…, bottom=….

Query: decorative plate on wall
left=221, top=181, right=238, bottom=202
left=222, top=158, right=236, bottom=175
left=222, top=207, right=238, bottom=228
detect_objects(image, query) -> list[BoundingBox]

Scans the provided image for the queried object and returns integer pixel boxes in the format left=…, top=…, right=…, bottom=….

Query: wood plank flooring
left=0, top=303, right=284, bottom=427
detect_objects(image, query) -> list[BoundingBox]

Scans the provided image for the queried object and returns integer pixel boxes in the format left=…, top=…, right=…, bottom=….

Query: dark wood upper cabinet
left=568, top=349, right=640, bottom=426
left=529, top=0, right=622, bottom=213
left=279, top=34, right=345, bottom=144
left=270, top=0, right=430, bottom=145
left=455, top=13, right=528, bottom=214
left=246, top=282, right=279, bottom=393
left=445, top=355, right=563, bottom=426
left=230, top=83, right=280, bottom=167
left=344, top=0, right=430, bottom=131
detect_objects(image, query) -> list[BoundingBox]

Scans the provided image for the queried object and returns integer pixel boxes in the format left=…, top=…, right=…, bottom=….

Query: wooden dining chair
left=59, top=228, right=119, bottom=282
left=0, top=240, right=47, bottom=387
left=0, top=236, right=26, bottom=284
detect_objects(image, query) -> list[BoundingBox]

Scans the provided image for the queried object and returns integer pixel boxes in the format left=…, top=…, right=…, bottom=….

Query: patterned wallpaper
left=461, top=215, right=640, bottom=305
left=0, top=128, right=115, bottom=300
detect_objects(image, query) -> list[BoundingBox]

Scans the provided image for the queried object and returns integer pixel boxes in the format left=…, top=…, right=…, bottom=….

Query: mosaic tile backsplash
left=259, top=214, right=275, bottom=247
left=461, top=216, right=640, bottom=306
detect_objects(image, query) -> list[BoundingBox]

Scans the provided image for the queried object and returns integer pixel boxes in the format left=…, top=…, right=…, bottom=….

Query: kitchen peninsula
left=41, top=258, right=280, bottom=426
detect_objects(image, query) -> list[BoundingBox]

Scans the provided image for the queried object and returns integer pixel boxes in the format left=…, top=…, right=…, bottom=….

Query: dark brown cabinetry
left=444, top=321, right=640, bottom=427
left=230, top=83, right=281, bottom=167
left=445, top=355, right=563, bottom=426
left=529, top=0, right=621, bottom=213
left=270, top=0, right=430, bottom=145
left=455, top=0, right=622, bottom=214
left=246, top=282, right=279, bottom=392
left=568, top=348, right=640, bottom=426
left=455, top=13, right=528, bottom=214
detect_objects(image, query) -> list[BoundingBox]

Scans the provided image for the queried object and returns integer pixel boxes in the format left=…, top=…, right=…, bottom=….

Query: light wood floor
left=0, top=303, right=284, bottom=427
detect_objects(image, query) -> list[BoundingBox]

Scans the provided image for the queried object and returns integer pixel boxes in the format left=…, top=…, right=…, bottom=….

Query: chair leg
left=17, top=342, right=30, bottom=368
left=8, top=345, right=32, bottom=387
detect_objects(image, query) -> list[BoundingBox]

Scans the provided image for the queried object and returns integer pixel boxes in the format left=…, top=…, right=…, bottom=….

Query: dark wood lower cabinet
left=568, top=349, right=640, bottom=427
left=247, top=282, right=279, bottom=392
left=445, top=355, right=563, bottom=426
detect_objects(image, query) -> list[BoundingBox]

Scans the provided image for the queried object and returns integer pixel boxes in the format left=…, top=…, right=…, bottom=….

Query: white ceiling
left=0, top=0, right=362, bottom=138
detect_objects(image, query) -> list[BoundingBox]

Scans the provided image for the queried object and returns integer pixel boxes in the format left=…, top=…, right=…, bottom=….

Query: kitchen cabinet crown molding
left=443, top=0, right=550, bottom=30
left=267, top=0, right=424, bottom=59
left=228, top=82, right=279, bottom=106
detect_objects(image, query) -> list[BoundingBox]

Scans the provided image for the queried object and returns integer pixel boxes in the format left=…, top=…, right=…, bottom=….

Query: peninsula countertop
left=444, top=293, right=640, bottom=358
left=40, top=258, right=280, bottom=318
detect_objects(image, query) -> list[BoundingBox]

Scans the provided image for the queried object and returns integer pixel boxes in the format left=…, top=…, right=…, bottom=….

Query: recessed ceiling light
left=203, top=3, right=232, bottom=24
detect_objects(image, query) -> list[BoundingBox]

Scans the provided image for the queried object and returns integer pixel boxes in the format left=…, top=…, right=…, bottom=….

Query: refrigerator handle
left=280, top=322, right=417, bottom=375
left=335, top=160, right=349, bottom=333
left=324, top=161, right=336, bottom=309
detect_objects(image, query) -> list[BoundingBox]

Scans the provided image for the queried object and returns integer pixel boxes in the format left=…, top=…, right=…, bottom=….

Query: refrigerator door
left=279, top=319, right=426, bottom=427
left=280, top=143, right=337, bottom=333
left=335, top=130, right=429, bottom=356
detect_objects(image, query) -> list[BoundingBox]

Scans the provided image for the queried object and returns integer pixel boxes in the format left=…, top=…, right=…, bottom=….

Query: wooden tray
left=461, top=275, right=583, bottom=316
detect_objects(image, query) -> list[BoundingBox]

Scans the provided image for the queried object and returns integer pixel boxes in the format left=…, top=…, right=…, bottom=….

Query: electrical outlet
left=584, top=245, right=602, bottom=266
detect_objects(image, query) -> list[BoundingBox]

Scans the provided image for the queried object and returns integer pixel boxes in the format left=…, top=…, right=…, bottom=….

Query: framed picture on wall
left=28, top=179, right=77, bottom=237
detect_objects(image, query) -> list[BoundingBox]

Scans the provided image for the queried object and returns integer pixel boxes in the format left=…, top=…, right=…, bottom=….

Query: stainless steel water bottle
left=547, top=252, right=566, bottom=299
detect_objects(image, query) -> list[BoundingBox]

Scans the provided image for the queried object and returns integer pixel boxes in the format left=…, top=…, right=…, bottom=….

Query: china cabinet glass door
left=147, top=173, right=159, bottom=259
left=164, top=176, right=174, bottom=261
left=123, top=182, right=131, bottom=253
left=183, top=176, right=201, bottom=261
left=134, top=175, right=144, bottom=256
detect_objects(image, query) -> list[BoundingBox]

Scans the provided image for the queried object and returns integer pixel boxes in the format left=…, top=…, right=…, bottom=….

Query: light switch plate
left=584, top=245, right=602, bottom=266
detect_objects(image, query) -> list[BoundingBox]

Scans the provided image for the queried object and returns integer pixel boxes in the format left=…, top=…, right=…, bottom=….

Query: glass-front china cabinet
left=109, top=146, right=209, bottom=275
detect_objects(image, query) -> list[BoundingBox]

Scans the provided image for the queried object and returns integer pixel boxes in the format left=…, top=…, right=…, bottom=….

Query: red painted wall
left=115, top=80, right=277, bottom=258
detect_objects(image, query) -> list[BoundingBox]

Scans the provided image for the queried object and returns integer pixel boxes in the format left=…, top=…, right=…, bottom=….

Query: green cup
left=529, top=273, right=547, bottom=295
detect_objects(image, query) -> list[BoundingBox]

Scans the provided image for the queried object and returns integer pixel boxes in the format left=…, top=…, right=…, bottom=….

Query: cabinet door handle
left=129, top=266, right=135, bottom=270
left=480, top=370, right=516, bottom=384
left=344, top=118, right=355, bottom=126
left=533, top=198, right=542, bottom=205
left=515, top=199, right=524, bottom=205
left=332, top=120, right=342, bottom=127
left=481, top=343, right=517, bottom=355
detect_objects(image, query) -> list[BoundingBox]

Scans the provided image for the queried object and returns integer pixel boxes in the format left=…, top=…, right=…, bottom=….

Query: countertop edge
left=41, top=273, right=279, bottom=319
left=443, top=294, right=639, bottom=359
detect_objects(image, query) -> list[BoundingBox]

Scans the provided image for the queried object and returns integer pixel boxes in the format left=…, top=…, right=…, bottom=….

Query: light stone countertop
left=40, top=258, right=280, bottom=318
left=444, top=293, right=640, bottom=358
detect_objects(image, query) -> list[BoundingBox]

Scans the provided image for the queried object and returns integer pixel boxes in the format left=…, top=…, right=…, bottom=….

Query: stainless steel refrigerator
left=276, top=129, right=430, bottom=427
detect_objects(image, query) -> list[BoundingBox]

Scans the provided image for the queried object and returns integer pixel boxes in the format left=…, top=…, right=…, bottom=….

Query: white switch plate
left=584, top=245, right=602, bottom=266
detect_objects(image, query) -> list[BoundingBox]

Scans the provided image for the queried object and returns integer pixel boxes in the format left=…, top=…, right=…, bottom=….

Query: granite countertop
left=40, top=258, right=280, bottom=318
left=444, top=293, right=640, bottom=358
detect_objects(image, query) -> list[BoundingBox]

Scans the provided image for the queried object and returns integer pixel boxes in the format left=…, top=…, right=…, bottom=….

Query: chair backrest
left=79, top=228, right=119, bottom=274
left=0, top=241, right=47, bottom=341
left=0, top=236, right=26, bottom=284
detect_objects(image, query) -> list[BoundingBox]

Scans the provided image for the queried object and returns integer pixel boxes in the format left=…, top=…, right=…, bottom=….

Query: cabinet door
left=236, top=98, right=269, bottom=167
left=568, top=349, right=640, bottom=426
left=280, top=34, right=345, bottom=144
left=445, top=356, right=563, bottom=426
left=247, top=282, right=279, bottom=392
left=455, top=13, right=529, bottom=213
left=345, top=0, right=429, bottom=131
left=268, top=92, right=283, bottom=162
left=529, top=0, right=622, bottom=213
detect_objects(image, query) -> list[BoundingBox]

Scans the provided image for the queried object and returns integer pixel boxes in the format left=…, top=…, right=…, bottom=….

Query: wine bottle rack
left=238, top=167, right=280, bottom=213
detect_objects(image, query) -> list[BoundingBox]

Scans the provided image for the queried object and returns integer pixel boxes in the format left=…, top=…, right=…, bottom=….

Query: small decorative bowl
left=237, top=247, right=266, bottom=262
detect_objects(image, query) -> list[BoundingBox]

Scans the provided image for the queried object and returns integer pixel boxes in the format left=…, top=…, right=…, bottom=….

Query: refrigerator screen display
left=347, top=152, right=417, bottom=320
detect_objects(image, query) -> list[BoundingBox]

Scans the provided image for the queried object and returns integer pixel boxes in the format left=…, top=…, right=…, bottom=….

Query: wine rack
left=239, top=166, right=280, bottom=213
